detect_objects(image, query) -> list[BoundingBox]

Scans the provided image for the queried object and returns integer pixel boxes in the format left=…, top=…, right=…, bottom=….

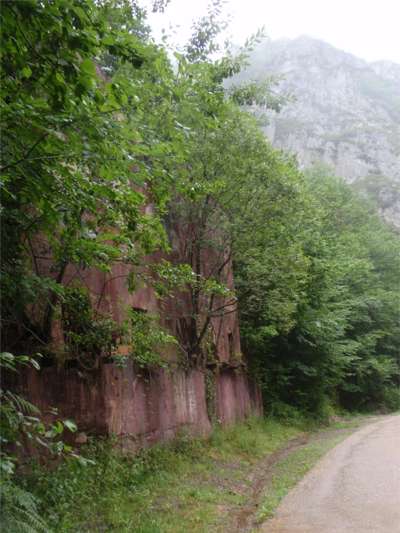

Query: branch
left=1, top=132, right=49, bottom=173
left=209, top=298, right=237, bottom=314
left=209, top=306, right=238, bottom=318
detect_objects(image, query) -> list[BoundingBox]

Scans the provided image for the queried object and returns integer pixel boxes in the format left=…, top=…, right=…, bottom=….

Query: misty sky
left=145, top=0, right=400, bottom=64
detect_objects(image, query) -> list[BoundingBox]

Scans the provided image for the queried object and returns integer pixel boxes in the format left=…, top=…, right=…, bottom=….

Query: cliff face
left=10, top=213, right=261, bottom=448
left=11, top=244, right=262, bottom=447
left=15, top=362, right=262, bottom=450
left=240, top=36, right=400, bottom=223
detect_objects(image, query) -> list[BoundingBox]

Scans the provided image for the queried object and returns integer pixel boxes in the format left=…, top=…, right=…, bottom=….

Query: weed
left=16, top=414, right=368, bottom=532
left=17, top=418, right=302, bottom=532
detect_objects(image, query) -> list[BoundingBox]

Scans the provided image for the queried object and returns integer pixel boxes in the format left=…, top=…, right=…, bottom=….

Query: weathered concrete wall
left=14, top=362, right=262, bottom=448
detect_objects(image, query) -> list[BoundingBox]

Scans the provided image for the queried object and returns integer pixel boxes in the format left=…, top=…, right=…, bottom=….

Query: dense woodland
left=1, top=1, right=399, bottom=530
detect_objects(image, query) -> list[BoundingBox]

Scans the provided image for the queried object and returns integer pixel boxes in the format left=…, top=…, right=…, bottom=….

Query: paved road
left=262, top=415, right=400, bottom=533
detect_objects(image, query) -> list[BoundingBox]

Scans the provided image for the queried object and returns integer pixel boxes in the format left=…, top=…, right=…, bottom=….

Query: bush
left=0, top=479, right=48, bottom=533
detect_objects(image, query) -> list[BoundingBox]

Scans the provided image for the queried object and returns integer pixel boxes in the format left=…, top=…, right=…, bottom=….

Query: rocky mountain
left=238, top=36, right=400, bottom=224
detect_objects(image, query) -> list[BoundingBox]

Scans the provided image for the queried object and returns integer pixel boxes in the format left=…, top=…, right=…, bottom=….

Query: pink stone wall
left=15, top=222, right=263, bottom=448
left=13, top=362, right=262, bottom=448
left=215, top=369, right=263, bottom=425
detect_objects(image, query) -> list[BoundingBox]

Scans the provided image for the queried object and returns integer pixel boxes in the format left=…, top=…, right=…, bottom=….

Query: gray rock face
left=239, top=36, right=400, bottom=224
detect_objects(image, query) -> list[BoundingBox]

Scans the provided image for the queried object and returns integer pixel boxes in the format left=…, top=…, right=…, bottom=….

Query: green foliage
left=0, top=0, right=176, bottom=354
left=62, top=287, right=118, bottom=370
left=121, top=309, right=177, bottom=368
left=61, top=287, right=177, bottom=369
left=18, top=417, right=302, bottom=532
left=0, top=352, right=80, bottom=532
left=0, top=480, right=48, bottom=533
left=0, top=0, right=295, bottom=374
left=237, top=165, right=400, bottom=415
left=0, top=353, right=77, bottom=470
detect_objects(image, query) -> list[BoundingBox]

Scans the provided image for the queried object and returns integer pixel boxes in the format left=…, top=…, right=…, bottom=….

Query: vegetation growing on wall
left=0, top=0, right=172, bottom=356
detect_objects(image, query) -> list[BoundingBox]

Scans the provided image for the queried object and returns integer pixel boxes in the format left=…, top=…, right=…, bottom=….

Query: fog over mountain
left=238, top=36, right=400, bottom=224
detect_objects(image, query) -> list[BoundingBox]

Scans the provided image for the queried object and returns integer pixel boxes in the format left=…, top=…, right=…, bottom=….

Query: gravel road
left=262, top=414, right=400, bottom=533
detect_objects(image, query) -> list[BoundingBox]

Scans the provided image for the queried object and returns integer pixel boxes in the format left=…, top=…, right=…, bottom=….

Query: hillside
left=239, top=36, right=400, bottom=223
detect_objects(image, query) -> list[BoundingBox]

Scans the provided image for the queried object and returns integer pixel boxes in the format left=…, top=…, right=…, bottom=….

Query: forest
left=1, top=1, right=399, bottom=531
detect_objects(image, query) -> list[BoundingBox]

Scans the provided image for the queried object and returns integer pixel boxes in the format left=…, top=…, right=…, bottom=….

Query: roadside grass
left=256, top=415, right=372, bottom=524
left=256, top=436, right=344, bottom=523
left=19, top=414, right=374, bottom=533
left=21, top=417, right=304, bottom=533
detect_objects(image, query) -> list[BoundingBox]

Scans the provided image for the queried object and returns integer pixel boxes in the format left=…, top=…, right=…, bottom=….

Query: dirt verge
left=224, top=417, right=379, bottom=532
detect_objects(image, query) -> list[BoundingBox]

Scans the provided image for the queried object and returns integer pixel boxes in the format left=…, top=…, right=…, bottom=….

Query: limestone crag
left=238, top=36, right=400, bottom=224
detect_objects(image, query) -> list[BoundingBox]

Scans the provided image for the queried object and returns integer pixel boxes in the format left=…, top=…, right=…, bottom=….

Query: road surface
left=262, top=414, right=400, bottom=533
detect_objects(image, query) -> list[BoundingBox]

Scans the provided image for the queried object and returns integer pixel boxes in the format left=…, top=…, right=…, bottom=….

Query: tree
left=0, top=0, right=180, bottom=358
left=237, top=163, right=400, bottom=415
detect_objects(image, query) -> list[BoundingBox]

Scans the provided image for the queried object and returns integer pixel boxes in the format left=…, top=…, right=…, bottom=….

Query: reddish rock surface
left=12, top=223, right=263, bottom=446
left=14, top=362, right=262, bottom=447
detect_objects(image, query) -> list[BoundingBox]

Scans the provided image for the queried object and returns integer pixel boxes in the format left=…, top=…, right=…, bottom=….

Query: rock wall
left=13, top=362, right=262, bottom=448
left=234, top=36, right=400, bottom=226
left=10, top=197, right=262, bottom=447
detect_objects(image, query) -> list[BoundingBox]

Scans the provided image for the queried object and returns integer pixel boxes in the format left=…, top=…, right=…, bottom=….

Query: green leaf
left=64, top=420, right=77, bottom=433
left=80, top=59, right=96, bottom=77
left=21, top=66, right=32, bottom=79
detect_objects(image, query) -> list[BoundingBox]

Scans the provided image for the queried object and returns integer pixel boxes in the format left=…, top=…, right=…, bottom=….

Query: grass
left=256, top=415, right=372, bottom=524
left=18, top=413, right=374, bottom=532
left=256, top=436, right=343, bottom=522
left=21, top=417, right=304, bottom=533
